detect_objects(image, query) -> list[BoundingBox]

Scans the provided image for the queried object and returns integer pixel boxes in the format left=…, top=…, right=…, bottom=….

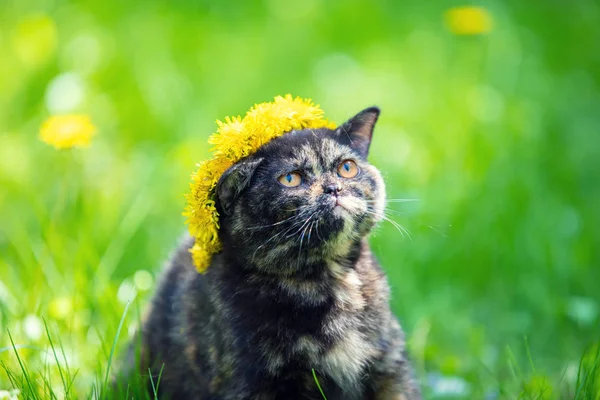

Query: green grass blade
left=311, top=368, right=328, bottom=400
left=148, top=368, right=157, bottom=397
left=43, top=318, right=68, bottom=395
left=524, top=336, right=536, bottom=373
left=102, top=295, right=134, bottom=398
left=0, top=359, right=18, bottom=390
left=54, top=321, right=73, bottom=381
left=148, top=365, right=166, bottom=400
left=153, top=363, right=165, bottom=400
left=65, top=369, right=80, bottom=398
left=7, top=329, right=38, bottom=400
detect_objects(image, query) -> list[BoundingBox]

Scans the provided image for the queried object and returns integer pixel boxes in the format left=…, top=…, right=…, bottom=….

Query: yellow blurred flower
left=445, top=6, right=493, bottom=35
left=39, top=114, right=97, bottom=149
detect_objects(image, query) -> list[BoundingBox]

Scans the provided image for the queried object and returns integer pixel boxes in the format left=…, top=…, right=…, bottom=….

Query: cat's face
left=216, top=107, right=385, bottom=273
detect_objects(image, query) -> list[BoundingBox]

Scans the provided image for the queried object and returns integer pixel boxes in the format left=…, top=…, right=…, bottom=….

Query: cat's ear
left=336, top=107, right=380, bottom=158
left=216, top=157, right=263, bottom=214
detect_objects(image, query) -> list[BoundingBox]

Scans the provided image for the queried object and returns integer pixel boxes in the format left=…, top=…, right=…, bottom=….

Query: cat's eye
left=278, top=172, right=302, bottom=187
left=337, top=160, right=359, bottom=178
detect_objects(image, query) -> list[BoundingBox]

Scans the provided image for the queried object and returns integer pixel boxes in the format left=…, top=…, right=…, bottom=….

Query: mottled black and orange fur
left=115, top=108, right=422, bottom=399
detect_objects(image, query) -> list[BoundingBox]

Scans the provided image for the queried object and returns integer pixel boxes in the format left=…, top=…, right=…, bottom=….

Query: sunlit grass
left=0, top=331, right=598, bottom=398
left=2, top=0, right=600, bottom=398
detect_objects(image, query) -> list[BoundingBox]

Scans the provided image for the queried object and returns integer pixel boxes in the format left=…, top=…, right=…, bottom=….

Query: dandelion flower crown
left=184, top=95, right=336, bottom=273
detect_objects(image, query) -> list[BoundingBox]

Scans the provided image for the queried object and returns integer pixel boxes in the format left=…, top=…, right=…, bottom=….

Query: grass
left=312, top=368, right=328, bottom=400
left=101, top=296, right=133, bottom=399
left=1, top=332, right=599, bottom=398
left=1, top=0, right=600, bottom=398
left=574, top=346, right=600, bottom=400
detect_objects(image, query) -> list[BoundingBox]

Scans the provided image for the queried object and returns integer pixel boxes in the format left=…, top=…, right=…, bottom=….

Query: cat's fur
left=115, top=107, right=421, bottom=399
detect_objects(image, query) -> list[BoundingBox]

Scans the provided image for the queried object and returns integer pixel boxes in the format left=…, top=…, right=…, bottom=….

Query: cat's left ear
left=216, top=157, right=263, bottom=215
left=336, top=106, right=380, bottom=159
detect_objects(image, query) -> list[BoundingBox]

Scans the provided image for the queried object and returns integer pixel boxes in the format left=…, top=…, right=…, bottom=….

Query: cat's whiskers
left=308, top=209, right=327, bottom=245
left=314, top=219, right=323, bottom=242
left=381, top=207, right=415, bottom=217
left=307, top=220, right=316, bottom=242
left=251, top=214, right=308, bottom=259
left=386, top=216, right=412, bottom=241
left=385, top=200, right=420, bottom=203
left=245, top=214, right=300, bottom=231
left=298, top=212, right=318, bottom=256
left=286, top=211, right=316, bottom=239
left=364, top=209, right=412, bottom=241
left=249, top=197, right=408, bottom=263
left=252, top=228, right=290, bottom=260
left=284, top=205, right=314, bottom=212
left=245, top=204, right=317, bottom=231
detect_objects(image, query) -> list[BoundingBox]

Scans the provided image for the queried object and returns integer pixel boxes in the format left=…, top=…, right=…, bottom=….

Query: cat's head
left=215, top=107, right=385, bottom=273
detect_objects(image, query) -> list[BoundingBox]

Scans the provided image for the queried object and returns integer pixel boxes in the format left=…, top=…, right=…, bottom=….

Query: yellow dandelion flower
left=184, top=95, right=335, bottom=273
left=210, top=116, right=251, bottom=158
left=39, top=114, right=96, bottom=149
left=191, top=242, right=220, bottom=274
left=445, top=6, right=493, bottom=36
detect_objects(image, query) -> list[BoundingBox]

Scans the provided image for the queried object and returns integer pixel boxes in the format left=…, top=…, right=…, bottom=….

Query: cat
left=114, top=107, right=422, bottom=400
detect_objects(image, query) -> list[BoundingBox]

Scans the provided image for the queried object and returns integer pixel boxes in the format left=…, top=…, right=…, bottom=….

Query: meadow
left=1, top=0, right=599, bottom=398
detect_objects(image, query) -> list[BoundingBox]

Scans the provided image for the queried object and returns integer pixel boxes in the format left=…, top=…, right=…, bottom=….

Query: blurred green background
left=1, top=0, right=600, bottom=398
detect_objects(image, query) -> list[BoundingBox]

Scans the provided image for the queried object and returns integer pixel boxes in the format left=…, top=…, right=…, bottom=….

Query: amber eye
left=278, top=172, right=302, bottom=187
left=337, top=160, right=359, bottom=178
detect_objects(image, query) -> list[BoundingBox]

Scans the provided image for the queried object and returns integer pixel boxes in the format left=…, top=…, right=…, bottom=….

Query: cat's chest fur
left=223, top=258, right=383, bottom=394
left=313, top=262, right=375, bottom=387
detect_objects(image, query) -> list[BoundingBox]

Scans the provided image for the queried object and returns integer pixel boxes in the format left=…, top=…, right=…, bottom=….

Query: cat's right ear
left=336, top=107, right=380, bottom=159
left=216, top=157, right=263, bottom=214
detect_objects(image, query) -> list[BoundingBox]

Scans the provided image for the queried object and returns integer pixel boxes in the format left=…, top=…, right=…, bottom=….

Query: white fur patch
left=319, top=328, right=373, bottom=390
left=294, top=335, right=322, bottom=358
left=278, top=279, right=328, bottom=305
left=336, top=195, right=366, bottom=215
left=363, top=164, right=386, bottom=223
left=329, top=264, right=366, bottom=312
left=265, top=352, right=285, bottom=375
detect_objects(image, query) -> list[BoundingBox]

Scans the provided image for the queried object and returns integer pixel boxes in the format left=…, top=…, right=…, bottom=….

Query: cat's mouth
left=333, top=199, right=348, bottom=217
left=323, top=195, right=358, bottom=219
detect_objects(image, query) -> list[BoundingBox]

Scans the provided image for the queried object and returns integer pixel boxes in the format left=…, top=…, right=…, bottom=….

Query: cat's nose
left=323, top=183, right=342, bottom=195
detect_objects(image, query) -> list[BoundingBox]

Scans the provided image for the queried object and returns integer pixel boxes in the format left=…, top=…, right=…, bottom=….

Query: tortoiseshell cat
left=115, top=107, right=422, bottom=399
